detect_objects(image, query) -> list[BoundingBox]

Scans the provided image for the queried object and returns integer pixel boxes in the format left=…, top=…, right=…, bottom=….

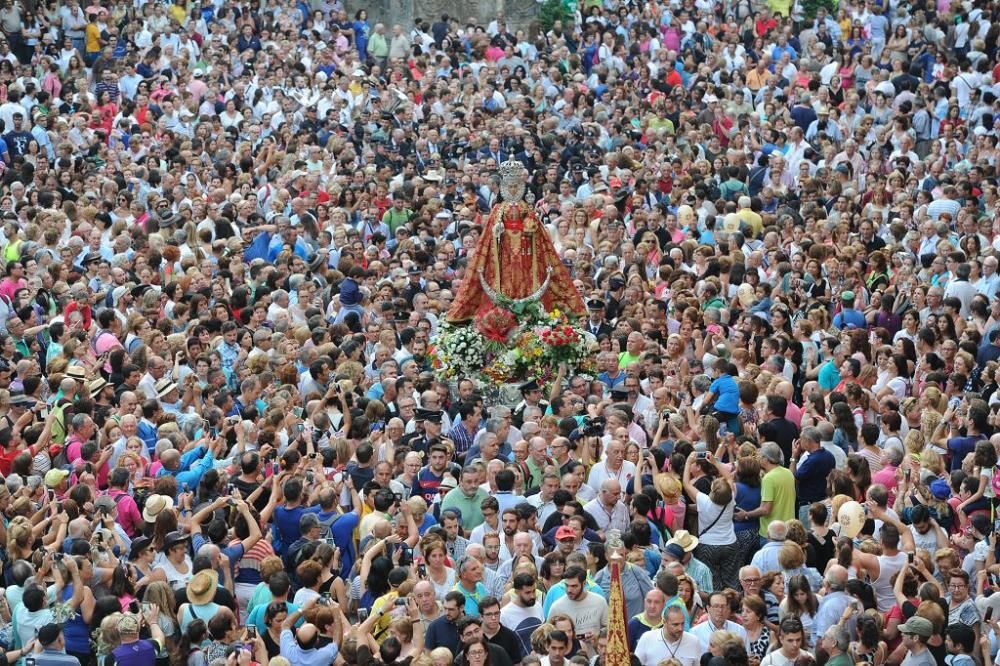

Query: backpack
left=50, top=402, right=69, bottom=448
left=990, top=465, right=1000, bottom=498
left=317, top=511, right=342, bottom=540
left=0, top=293, right=12, bottom=333
left=90, top=329, right=116, bottom=355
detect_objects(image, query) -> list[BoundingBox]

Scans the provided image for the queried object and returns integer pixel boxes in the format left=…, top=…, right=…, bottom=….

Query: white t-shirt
left=635, top=629, right=701, bottom=666
left=500, top=601, right=544, bottom=654
left=761, top=650, right=815, bottom=666
left=586, top=460, right=637, bottom=493
left=548, top=591, right=609, bottom=636
left=695, top=493, right=736, bottom=546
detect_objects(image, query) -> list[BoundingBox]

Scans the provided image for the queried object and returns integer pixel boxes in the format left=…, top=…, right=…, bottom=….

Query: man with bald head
left=583, top=479, right=629, bottom=533
left=279, top=597, right=341, bottom=663
left=628, top=586, right=665, bottom=650
left=109, top=414, right=148, bottom=468
left=773, top=381, right=801, bottom=427
left=814, top=565, right=855, bottom=640
left=155, top=435, right=220, bottom=492
left=412, top=580, right=441, bottom=626
left=738, top=565, right=762, bottom=601
left=522, top=436, right=550, bottom=490
left=497, top=532, right=542, bottom=581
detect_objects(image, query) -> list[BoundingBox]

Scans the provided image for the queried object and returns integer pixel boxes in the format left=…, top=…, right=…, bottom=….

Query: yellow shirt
left=746, top=68, right=769, bottom=91
left=169, top=3, right=187, bottom=25
left=85, top=23, right=101, bottom=53
left=737, top=209, right=764, bottom=238
left=371, top=591, right=400, bottom=642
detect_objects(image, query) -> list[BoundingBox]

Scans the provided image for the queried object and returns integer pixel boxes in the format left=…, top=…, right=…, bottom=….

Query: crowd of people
left=0, top=0, right=991, bottom=666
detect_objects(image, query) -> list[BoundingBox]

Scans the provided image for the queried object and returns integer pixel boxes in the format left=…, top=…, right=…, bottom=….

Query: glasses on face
left=741, top=578, right=760, bottom=585
left=467, top=649, right=487, bottom=658
left=949, top=583, right=967, bottom=590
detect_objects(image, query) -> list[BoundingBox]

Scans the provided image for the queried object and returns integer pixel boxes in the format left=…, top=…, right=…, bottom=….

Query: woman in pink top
left=0, top=261, right=25, bottom=302
left=42, top=62, right=62, bottom=100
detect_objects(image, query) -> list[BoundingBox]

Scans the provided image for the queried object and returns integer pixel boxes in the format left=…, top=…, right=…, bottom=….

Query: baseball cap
left=898, top=617, right=933, bottom=638
left=555, top=526, right=575, bottom=541
left=117, top=614, right=140, bottom=635
left=44, top=469, right=69, bottom=488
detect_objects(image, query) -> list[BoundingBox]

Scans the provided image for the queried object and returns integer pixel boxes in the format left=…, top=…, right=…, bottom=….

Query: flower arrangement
left=430, top=306, right=595, bottom=390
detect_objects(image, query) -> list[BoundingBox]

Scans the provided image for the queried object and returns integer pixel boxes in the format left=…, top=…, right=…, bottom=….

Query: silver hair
left=767, top=521, right=787, bottom=542
left=826, top=626, right=850, bottom=652
left=760, top=442, right=784, bottom=465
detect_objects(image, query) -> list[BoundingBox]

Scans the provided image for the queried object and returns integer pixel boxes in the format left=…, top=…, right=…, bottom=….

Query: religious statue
left=447, top=160, right=586, bottom=322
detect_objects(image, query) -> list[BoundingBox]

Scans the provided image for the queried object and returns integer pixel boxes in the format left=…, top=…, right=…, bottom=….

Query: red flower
left=477, top=307, right=517, bottom=342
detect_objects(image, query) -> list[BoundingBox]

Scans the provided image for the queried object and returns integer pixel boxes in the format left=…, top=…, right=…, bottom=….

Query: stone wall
left=344, top=0, right=538, bottom=34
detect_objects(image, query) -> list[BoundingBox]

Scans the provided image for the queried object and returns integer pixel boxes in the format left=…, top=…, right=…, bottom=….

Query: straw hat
left=186, top=569, right=219, bottom=605
left=143, top=494, right=174, bottom=523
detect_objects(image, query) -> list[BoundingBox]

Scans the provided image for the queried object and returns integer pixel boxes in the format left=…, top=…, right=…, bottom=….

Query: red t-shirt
left=0, top=447, right=18, bottom=477
left=64, top=302, right=93, bottom=330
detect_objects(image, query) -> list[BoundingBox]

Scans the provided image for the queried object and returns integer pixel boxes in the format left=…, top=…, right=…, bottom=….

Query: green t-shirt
left=382, top=207, right=413, bottom=234
left=617, top=351, right=641, bottom=369
left=760, top=466, right=796, bottom=537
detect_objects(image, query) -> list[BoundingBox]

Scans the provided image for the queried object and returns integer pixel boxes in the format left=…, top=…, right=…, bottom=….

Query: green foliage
left=538, top=0, right=572, bottom=32
left=800, top=0, right=836, bottom=21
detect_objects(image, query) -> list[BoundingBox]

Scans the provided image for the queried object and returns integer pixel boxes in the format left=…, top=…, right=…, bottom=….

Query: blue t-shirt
left=710, top=374, right=740, bottom=414
left=247, top=600, right=302, bottom=635
left=315, top=510, right=360, bottom=579
left=818, top=361, right=841, bottom=391
left=948, top=434, right=986, bottom=471
left=735, top=482, right=762, bottom=534
left=833, top=308, right=866, bottom=330
left=272, top=504, right=320, bottom=555
left=868, top=14, right=889, bottom=39
left=794, top=447, right=836, bottom=503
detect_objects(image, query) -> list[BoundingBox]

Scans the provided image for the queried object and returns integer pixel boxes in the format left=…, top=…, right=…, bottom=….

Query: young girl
left=955, top=440, right=997, bottom=517
left=779, top=574, right=819, bottom=648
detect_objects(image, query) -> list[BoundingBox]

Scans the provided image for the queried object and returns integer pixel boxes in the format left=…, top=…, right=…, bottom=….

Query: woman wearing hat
left=127, top=535, right=167, bottom=589
left=178, top=569, right=222, bottom=634
left=153, top=529, right=192, bottom=592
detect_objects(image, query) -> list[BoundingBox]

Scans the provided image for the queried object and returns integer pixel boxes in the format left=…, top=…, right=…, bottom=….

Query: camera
left=580, top=416, right=606, bottom=437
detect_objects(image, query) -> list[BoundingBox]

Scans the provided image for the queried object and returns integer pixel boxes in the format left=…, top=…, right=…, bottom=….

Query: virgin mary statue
left=447, top=160, right=586, bottom=322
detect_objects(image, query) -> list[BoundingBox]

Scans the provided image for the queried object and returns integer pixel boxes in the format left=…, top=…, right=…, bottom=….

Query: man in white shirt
left=976, top=256, right=1000, bottom=299
left=500, top=573, right=544, bottom=656
left=583, top=480, right=630, bottom=533
left=137, top=356, right=168, bottom=400
left=586, top=440, right=636, bottom=492
left=547, top=566, right=608, bottom=637
left=943, top=263, right=979, bottom=318
left=690, top=592, right=748, bottom=651
left=635, top=606, right=701, bottom=666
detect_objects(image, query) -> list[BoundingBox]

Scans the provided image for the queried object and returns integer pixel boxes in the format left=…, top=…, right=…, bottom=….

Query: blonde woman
left=144, top=581, right=179, bottom=650
left=95, top=613, right=123, bottom=666
left=428, top=647, right=454, bottom=666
